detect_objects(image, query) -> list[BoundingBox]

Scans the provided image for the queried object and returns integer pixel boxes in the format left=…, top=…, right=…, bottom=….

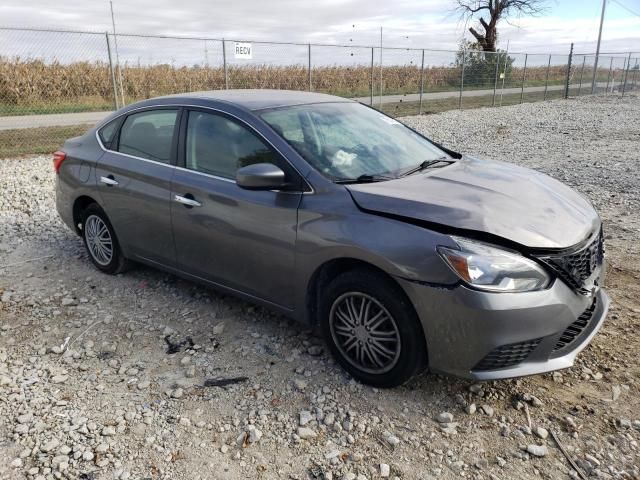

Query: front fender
left=293, top=188, right=459, bottom=322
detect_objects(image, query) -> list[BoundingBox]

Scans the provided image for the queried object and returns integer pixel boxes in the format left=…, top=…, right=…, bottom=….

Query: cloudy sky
left=1, top=0, right=638, bottom=64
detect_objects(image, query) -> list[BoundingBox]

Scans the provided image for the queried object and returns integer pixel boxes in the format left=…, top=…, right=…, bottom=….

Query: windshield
left=259, top=102, right=448, bottom=181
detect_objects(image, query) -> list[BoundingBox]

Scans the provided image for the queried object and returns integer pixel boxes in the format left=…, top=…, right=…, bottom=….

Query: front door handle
left=100, top=175, right=118, bottom=186
left=174, top=194, right=202, bottom=208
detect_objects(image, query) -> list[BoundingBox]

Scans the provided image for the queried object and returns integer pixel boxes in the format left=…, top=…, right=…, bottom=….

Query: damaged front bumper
left=397, top=277, right=609, bottom=380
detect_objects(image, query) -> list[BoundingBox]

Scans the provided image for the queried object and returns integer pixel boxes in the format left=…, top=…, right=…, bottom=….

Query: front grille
left=539, top=229, right=604, bottom=295
left=474, top=338, right=542, bottom=371
left=552, top=297, right=598, bottom=355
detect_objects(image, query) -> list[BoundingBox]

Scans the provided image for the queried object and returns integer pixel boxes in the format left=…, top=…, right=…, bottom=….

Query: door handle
left=100, top=175, right=118, bottom=186
left=174, top=194, right=202, bottom=208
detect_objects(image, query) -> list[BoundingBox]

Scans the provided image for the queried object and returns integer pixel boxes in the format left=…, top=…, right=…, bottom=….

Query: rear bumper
left=398, top=277, right=609, bottom=380
left=55, top=177, right=77, bottom=233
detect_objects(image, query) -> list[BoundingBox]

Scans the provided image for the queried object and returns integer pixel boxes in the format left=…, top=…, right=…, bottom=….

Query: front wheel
left=319, top=269, right=427, bottom=388
left=81, top=204, right=129, bottom=274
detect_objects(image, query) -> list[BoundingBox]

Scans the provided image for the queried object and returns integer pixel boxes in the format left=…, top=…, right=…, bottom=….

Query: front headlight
left=437, top=237, right=550, bottom=292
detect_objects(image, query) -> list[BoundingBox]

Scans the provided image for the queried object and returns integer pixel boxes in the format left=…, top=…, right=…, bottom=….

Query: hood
left=347, top=156, right=600, bottom=250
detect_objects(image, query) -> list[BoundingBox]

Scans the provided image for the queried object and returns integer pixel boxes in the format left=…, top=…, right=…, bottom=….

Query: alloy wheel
left=84, top=214, right=113, bottom=266
left=329, top=292, right=401, bottom=374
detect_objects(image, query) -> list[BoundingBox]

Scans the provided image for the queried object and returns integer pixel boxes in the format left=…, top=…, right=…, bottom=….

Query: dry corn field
left=0, top=57, right=579, bottom=115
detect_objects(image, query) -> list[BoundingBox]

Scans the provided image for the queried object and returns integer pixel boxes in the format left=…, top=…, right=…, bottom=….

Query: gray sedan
left=55, top=90, right=609, bottom=387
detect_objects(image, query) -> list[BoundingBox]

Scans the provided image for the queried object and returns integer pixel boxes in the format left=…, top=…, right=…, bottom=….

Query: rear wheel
left=319, top=269, right=427, bottom=388
left=81, top=204, right=129, bottom=274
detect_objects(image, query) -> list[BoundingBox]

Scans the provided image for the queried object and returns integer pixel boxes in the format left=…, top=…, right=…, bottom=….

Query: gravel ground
left=1, top=94, right=639, bottom=480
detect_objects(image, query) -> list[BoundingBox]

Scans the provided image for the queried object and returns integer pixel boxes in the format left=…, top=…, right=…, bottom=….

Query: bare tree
left=456, top=0, right=547, bottom=52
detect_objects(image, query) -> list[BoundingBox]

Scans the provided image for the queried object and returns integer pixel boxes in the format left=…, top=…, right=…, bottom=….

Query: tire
left=81, top=204, right=130, bottom=274
left=319, top=268, right=427, bottom=388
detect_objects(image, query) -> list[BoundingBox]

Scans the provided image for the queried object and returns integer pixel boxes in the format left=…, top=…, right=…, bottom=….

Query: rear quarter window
left=98, top=119, right=119, bottom=150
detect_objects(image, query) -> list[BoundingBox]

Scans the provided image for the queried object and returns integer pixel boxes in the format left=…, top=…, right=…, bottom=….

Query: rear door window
left=118, top=110, right=179, bottom=163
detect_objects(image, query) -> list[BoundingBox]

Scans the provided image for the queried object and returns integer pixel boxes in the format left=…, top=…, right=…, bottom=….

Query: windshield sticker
left=332, top=150, right=357, bottom=167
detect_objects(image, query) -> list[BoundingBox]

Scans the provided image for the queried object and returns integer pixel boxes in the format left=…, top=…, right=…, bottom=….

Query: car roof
left=162, top=89, right=354, bottom=111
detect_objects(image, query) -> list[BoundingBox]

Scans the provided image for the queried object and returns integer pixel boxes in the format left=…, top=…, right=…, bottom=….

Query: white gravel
left=0, top=94, right=639, bottom=480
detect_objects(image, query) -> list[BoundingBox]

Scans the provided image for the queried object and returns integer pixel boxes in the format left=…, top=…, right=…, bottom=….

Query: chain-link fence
left=0, top=26, right=638, bottom=156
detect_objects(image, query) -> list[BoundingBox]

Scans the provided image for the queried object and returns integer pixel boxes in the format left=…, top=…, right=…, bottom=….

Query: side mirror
left=236, top=163, right=287, bottom=190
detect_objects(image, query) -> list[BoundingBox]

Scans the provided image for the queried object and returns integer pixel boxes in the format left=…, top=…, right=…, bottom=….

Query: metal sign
left=234, top=42, right=253, bottom=59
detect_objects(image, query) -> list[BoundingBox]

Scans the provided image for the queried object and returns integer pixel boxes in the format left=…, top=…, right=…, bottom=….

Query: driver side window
left=185, top=111, right=282, bottom=180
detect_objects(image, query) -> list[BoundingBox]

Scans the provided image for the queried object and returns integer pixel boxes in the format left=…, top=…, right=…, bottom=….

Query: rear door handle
left=100, top=175, right=118, bottom=186
left=174, top=194, right=202, bottom=208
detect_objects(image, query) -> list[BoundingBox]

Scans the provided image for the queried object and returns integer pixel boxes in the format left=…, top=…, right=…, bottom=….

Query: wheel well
left=72, top=195, right=98, bottom=235
left=305, top=258, right=400, bottom=327
left=306, top=257, right=429, bottom=371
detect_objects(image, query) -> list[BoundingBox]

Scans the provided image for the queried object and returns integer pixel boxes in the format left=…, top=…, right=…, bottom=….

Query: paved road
left=354, top=81, right=625, bottom=105
left=0, top=111, right=113, bottom=131
left=0, top=81, right=628, bottom=131
left=353, top=83, right=567, bottom=105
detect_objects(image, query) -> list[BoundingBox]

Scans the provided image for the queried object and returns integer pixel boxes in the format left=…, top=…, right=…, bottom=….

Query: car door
left=95, top=107, right=180, bottom=267
left=170, top=108, right=303, bottom=309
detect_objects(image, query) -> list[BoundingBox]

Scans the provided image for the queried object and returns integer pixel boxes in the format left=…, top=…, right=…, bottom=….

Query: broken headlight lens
left=437, top=237, right=550, bottom=292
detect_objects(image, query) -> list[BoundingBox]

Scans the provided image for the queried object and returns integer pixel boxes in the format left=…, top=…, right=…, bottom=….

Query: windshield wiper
left=335, top=173, right=396, bottom=184
left=399, top=157, right=452, bottom=177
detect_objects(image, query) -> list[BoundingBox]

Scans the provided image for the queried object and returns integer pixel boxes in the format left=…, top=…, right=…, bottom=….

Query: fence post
left=379, top=45, right=383, bottom=109
left=370, top=47, right=374, bottom=106
left=610, top=60, right=616, bottom=94
left=105, top=32, right=119, bottom=110
left=499, top=46, right=509, bottom=106
left=307, top=44, right=312, bottom=92
left=419, top=49, right=425, bottom=115
left=222, top=39, right=228, bottom=89
left=492, top=52, right=500, bottom=107
left=605, top=57, right=613, bottom=94
left=203, top=39, right=211, bottom=89
left=459, top=49, right=466, bottom=109
left=520, top=53, right=528, bottom=104
left=621, top=53, right=632, bottom=96
left=632, top=59, right=639, bottom=93
left=543, top=54, right=551, bottom=100
left=564, top=43, right=574, bottom=99
left=577, top=57, right=586, bottom=96
left=110, top=29, right=125, bottom=107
